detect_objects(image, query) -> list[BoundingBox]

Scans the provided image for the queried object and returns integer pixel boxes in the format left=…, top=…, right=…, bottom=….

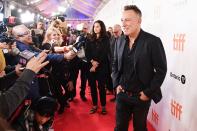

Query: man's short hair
left=124, top=5, right=142, bottom=17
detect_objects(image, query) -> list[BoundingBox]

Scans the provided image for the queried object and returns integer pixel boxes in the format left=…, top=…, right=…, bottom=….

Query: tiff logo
left=151, top=109, right=159, bottom=125
left=173, top=34, right=186, bottom=51
left=171, top=99, right=182, bottom=120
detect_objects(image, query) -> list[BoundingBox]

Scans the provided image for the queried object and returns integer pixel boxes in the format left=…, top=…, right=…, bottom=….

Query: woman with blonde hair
left=42, top=27, right=63, bottom=50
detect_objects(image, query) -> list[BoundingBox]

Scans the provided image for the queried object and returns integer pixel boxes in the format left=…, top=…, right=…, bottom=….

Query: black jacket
left=0, top=69, right=35, bottom=119
left=86, top=36, right=110, bottom=80
left=0, top=71, right=18, bottom=92
left=112, top=30, right=167, bottom=103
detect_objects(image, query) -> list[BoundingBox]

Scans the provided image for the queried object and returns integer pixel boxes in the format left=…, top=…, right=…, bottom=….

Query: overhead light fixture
left=51, top=12, right=60, bottom=16
left=0, top=13, right=4, bottom=21
left=9, top=5, right=15, bottom=10
left=21, top=11, right=35, bottom=23
left=58, top=6, right=66, bottom=12
left=18, top=9, right=22, bottom=13
left=51, top=12, right=56, bottom=16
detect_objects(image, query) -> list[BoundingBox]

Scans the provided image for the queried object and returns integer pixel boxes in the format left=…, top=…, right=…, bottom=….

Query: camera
left=18, top=50, right=35, bottom=67
left=72, top=35, right=85, bottom=53
left=0, top=22, right=15, bottom=45
left=72, top=35, right=87, bottom=62
left=0, top=17, right=21, bottom=45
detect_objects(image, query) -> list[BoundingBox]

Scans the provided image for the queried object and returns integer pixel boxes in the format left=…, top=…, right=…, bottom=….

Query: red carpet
left=53, top=78, right=155, bottom=131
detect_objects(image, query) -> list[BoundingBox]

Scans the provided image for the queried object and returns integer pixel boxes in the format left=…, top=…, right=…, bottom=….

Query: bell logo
left=181, top=75, right=186, bottom=84
left=151, top=109, right=159, bottom=125
left=170, top=72, right=186, bottom=84
left=173, top=34, right=186, bottom=51
left=171, top=99, right=182, bottom=120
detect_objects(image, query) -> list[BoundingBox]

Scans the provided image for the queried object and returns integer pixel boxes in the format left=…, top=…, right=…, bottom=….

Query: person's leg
left=98, top=80, right=107, bottom=114
left=80, top=62, right=88, bottom=101
left=114, top=93, right=132, bottom=131
left=88, top=73, right=98, bottom=113
left=132, top=101, right=150, bottom=131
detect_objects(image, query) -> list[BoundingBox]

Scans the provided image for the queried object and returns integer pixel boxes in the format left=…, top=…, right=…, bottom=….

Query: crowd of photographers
left=0, top=16, right=123, bottom=130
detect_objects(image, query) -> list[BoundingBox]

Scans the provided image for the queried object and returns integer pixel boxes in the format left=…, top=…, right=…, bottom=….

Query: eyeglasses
left=17, top=31, right=31, bottom=37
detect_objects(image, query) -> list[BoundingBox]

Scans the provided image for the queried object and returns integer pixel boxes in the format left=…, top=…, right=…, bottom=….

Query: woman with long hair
left=42, top=27, right=63, bottom=50
left=86, top=20, right=110, bottom=115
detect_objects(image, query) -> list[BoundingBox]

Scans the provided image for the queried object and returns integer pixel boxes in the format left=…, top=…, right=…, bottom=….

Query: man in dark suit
left=112, top=5, right=167, bottom=131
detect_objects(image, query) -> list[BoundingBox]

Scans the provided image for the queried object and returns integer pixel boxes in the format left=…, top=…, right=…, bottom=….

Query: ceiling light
left=58, top=6, right=66, bottom=12
left=9, top=5, right=15, bottom=10
left=18, top=9, right=22, bottom=13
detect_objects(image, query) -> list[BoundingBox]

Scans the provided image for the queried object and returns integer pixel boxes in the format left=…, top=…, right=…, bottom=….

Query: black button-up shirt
left=119, top=36, right=142, bottom=93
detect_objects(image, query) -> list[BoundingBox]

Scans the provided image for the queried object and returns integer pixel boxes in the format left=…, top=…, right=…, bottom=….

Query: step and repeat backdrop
left=96, top=0, right=197, bottom=130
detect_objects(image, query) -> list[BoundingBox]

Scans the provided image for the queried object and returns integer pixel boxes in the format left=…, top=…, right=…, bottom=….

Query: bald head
left=113, top=24, right=122, bottom=38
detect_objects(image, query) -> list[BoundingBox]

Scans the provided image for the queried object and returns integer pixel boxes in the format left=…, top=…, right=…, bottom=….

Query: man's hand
left=0, top=42, right=9, bottom=49
left=116, top=85, right=124, bottom=94
left=90, top=66, right=96, bottom=72
left=91, top=60, right=99, bottom=67
left=67, top=81, right=74, bottom=91
left=0, top=71, right=5, bottom=77
left=139, top=91, right=150, bottom=101
left=64, top=50, right=76, bottom=60
left=26, top=51, right=49, bottom=73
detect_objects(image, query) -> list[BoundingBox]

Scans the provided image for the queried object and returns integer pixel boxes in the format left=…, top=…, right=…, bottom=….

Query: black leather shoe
left=89, top=106, right=98, bottom=114
left=101, top=107, right=107, bottom=115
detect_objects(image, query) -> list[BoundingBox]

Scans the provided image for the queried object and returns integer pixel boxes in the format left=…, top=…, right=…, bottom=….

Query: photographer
left=0, top=51, right=49, bottom=119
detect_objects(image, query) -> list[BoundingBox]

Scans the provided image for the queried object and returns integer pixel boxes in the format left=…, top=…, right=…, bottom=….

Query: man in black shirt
left=112, top=5, right=167, bottom=131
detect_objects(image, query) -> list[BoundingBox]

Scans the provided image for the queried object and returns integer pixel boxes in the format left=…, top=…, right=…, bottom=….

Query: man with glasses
left=12, top=25, right=76, bottom=62
left=112, top=5, right=167, bottom=131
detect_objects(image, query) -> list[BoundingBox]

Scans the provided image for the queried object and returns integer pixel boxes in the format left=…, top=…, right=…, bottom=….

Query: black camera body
left=0, top=22, right=15, bottom=45
left=72, top=35, right=87, bottom=62
left=0, top=33, right=15, bottom=45
left=72, top=35, right=85, bottom=53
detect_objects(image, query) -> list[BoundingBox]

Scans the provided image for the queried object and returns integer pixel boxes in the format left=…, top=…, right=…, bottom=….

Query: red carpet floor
left=53, top=78, right=155, bottom=131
